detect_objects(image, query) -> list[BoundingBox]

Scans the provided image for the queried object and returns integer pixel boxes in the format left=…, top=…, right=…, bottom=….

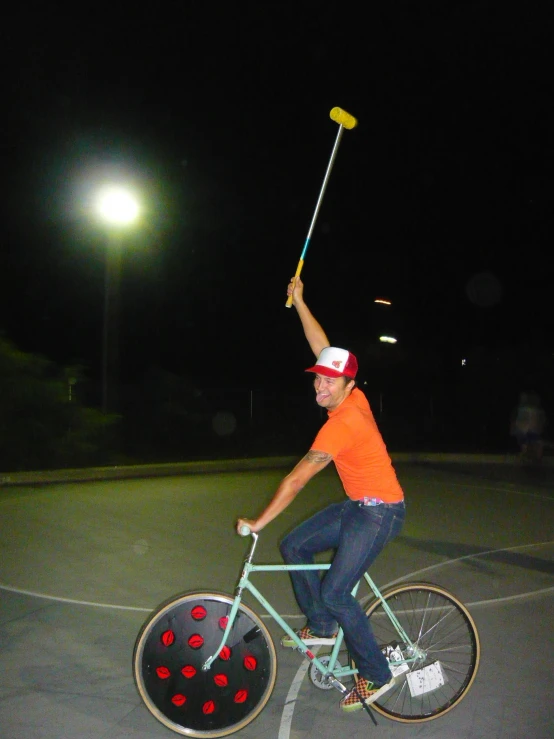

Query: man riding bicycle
left=237, top=277, right=405, bottom=711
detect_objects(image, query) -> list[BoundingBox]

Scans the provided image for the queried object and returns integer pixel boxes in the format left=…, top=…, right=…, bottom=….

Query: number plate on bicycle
left=406, top=660, right=446, bottom=697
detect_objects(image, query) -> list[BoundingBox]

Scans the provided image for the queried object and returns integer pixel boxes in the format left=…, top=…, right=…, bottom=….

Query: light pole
left=96, top=186, right=139, bottom=413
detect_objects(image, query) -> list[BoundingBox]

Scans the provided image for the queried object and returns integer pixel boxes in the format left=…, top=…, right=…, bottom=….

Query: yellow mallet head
left=329, top=107, right=358, bottom=130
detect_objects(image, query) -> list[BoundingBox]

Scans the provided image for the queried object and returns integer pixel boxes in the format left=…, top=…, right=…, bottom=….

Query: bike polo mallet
left=285, top=106, right=358, bottom=308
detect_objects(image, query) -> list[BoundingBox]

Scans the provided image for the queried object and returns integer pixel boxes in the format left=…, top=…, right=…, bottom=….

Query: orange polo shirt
left=310, top=387, right=404, bottom=503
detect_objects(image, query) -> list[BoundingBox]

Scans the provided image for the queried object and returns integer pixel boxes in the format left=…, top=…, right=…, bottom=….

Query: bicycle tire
left=365, top=582, right=480, bottom=722
left=133, top=591, right=277, bottom=737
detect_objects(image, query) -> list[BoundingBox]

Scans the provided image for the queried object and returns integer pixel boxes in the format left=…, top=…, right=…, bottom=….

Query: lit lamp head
left=97, top=186, right=139, bottom=225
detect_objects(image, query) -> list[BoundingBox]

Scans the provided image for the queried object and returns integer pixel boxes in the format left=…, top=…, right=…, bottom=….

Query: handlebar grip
left=239, top=524, right=251, bottom=537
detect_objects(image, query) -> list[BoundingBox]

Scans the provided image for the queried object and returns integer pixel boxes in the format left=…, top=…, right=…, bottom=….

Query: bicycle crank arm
left=327, top=676, right=348, bottom=693
left=362, top=702, right=378, bottom=726
left=352, top=686, right=378, bottom=726
left=329, top=679, right=378, bottom=726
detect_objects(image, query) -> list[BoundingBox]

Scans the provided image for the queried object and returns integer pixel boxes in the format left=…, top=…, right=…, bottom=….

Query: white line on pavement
left=278, top=646, right=320, bottom=739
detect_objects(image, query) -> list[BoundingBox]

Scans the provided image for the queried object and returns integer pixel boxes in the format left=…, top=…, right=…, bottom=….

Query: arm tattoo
left=305, top=450, right=333, bottom=464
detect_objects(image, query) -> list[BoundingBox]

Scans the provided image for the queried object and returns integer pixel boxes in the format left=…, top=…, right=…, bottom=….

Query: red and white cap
left=305, top=347, right=358, bottom=379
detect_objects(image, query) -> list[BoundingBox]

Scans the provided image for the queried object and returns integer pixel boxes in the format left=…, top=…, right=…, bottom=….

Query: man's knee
left=279, top=534, right=295, bottom=561
left=280, top=532, right=310, bottom=563
left=320, top=582, right=350, bottom=614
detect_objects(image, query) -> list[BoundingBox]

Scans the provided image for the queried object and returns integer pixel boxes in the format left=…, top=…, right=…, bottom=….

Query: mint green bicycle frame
left=202, top=533, right=419, bottom=685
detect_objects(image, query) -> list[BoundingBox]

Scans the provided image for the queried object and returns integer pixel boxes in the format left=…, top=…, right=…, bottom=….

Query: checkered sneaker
left=280, top=625, right=338, bottom=648
left=340, top=675, right=396, bottom=712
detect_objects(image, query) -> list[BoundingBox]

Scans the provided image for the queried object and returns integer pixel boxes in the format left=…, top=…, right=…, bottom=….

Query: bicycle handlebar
left=238, top=524, right=251, bottom=537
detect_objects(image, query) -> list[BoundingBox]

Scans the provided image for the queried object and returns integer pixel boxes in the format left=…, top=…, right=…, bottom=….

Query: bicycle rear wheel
left=365, top=583, right=480, bottom=722
left=133, top=592, right=277, bottom=737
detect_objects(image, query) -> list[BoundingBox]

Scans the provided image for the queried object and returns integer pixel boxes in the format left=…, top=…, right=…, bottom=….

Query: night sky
left=3, top=3, right=553, bottom=391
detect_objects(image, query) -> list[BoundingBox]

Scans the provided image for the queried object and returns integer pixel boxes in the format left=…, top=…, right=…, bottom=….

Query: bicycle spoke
left=365, top=584, right=480, bottom=722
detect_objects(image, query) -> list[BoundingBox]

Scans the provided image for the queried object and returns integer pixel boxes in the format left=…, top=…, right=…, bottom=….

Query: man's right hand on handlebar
left=236, top=517, right=259, bottom=535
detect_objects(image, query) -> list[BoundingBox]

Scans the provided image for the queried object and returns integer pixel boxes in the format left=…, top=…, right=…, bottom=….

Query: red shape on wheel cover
left=191, top=605, right=207, bottom=620
left=181, top=665, right=196, bottom=678
left=219, top=645, right=231, bottom=660
left=214, top=673, right=228, bottom=687
left=156, top=665, right=171, bottom=679
left=171, top=694, right=187, bottom=706
left=218, top=616, right=229, bottom=630
left=188, top=633, right=204, bottom=649
left=162, top=630, right=175, bottom=647
left=203, top=700, right=216, bottom=714
left=244, top=655, right=257, bottom=671
left=234, top=689, right=248, bottom=703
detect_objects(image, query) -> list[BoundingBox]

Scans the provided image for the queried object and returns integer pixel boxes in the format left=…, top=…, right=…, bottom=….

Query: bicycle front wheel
left=366, top=583, right=480, bottom=722
left=133, top=592, right=277, bottom=737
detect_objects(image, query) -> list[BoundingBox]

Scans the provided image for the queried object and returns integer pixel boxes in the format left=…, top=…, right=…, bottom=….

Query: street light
left=96, top=186, right=139, bottom=413
left=97, top=186, right=139, bottom=225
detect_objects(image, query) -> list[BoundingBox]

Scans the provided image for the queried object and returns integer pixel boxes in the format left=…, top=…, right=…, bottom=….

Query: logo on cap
left=332, top=361, right=342, bottom=369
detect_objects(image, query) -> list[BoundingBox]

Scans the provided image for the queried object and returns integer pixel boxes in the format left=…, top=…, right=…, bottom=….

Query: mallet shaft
left=285, top=126, right=346, bottom=307
left=285, top=107, right=357, bottom=308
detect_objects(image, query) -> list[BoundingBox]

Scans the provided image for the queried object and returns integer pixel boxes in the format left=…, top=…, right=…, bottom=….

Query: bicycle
left=133, top=528, right=480, bottom=737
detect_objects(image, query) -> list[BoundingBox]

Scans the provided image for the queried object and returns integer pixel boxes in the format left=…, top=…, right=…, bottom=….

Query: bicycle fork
left=201, top=533, right=261, bottom=673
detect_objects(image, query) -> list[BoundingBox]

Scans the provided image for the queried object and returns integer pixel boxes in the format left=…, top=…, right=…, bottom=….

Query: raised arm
left=287, top=276, right=330, bottom=358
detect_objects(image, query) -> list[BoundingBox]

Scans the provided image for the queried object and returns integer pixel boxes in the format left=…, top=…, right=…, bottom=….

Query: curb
left=0, top=457, right=299, bottom=486
left=1, top=452, right=552, bottom=487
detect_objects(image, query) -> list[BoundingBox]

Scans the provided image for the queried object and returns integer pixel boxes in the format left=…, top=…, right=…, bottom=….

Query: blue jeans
left=280, top=499, right=406, bottom=686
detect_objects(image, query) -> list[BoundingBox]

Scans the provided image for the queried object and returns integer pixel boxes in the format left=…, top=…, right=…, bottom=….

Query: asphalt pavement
left=0, top=455, right=553, bottom=738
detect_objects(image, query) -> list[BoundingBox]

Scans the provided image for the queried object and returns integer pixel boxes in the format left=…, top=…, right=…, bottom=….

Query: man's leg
left=280, top=502, right=344, bottom=635
left=320, top=500, right=406, bottom=685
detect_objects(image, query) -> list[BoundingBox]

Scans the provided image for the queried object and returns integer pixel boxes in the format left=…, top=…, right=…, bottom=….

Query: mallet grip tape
left=285, top=259, right=305, bottom=308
